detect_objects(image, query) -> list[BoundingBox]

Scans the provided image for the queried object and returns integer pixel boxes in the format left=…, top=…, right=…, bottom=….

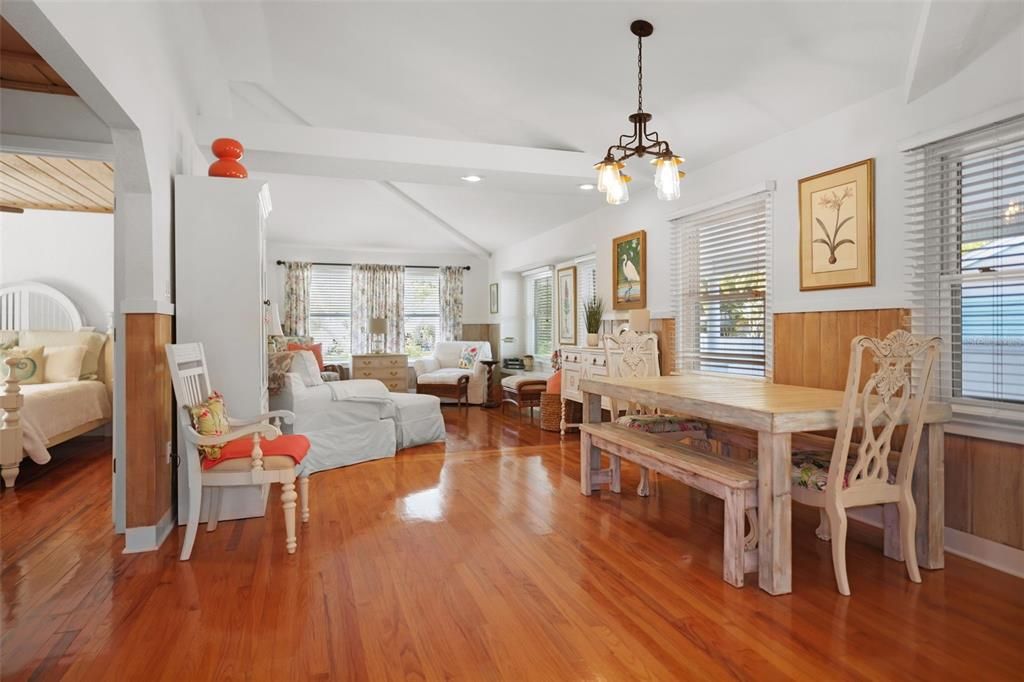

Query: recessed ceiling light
left=461, top=175, right=482, bottom=183
left=579, top=183, right=595, bottom=191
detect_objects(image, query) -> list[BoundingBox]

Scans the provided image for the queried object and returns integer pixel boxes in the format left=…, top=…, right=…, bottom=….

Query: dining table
left=579, top=373, right=952, bottom=595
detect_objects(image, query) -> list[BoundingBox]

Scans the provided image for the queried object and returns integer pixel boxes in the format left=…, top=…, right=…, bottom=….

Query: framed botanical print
left=556, top=266, right=577, bottom=346
left=489, top=282, right=499, bottom=314
left=612, top=230, right=646, bottom=310
left=799, top=158, right=875, bottom=290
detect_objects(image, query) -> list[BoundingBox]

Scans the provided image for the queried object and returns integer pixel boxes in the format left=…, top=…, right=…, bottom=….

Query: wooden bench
left=580, top=422, right=759, bottom=588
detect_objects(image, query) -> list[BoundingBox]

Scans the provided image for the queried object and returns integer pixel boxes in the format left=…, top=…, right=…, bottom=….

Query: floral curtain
left=352, top=264, right=405, bottom=354
left=282, top=261, right=312, bottom=336
left=439, top=266, right=464, bottom=342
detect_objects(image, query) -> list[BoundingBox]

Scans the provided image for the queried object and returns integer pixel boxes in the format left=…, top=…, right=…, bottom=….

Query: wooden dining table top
left=579, top=373, right=952, bottom=433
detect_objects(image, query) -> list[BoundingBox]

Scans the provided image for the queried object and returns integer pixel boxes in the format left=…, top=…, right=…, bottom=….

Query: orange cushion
left=287, top=342, right=324, bottom=370
left=202, top=433, right=310, bottom=471
left=546, top=370, right=562, bottom=395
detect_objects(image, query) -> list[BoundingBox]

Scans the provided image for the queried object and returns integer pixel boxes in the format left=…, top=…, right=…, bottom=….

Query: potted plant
left=584, top=296, right=604, bottom=347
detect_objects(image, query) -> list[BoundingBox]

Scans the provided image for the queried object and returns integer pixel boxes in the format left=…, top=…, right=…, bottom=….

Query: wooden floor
left=2, top=408, right=1023, bottom=681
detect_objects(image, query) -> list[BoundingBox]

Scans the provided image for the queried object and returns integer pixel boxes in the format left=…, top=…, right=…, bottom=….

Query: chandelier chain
left=636, top=34, right=643, bottom=113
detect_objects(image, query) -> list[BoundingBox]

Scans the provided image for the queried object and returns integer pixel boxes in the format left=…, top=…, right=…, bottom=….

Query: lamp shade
left=369, top=318, right=387, bottom=335
left=627, top=308, right=650, bottom=332
left=268, top=303, right=284, bottom=336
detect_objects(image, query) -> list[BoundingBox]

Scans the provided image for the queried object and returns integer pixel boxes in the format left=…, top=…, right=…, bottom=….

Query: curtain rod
left=276, top=260, right=470, bottom=271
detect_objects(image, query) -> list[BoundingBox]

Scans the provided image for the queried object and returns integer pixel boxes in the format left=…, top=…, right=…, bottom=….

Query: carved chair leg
left=744, top=509, right=758, bottom=550
left=206, top=488, right=221, bottom=532
left=827, top=501, right=850, bottom=596
left=899, top=493, right=921, bottom=584
left=815, top=508, right=831, bottom=541
left=636, top=468, right=650, bottom=497
left=609, top=455, right=621, bottom=494
left=282, top=479, right=298, bottom=554
left=180, top=485, right=202, bottom=561
left=299, top=475, right=310, bottom=523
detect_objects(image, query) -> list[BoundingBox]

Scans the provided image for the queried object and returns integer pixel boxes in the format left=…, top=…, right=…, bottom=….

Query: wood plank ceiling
left=0, top=154, right=114, bottom=213
left=1, top=17, right=75, bottom=96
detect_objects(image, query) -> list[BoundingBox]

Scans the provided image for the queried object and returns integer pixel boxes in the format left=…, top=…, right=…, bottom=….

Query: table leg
left=912, top=423, right=946, bottom=569
left=579, top=390, right=602, bottom=496
left=757, top=431, right=792, bottom=595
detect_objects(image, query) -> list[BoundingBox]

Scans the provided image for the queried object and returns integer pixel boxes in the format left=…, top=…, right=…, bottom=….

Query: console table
left=559, top=339, right=659, bottom=434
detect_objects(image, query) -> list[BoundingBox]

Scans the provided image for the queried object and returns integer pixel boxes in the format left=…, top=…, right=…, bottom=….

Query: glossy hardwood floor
left=2, top=409, right=1023, bottom=681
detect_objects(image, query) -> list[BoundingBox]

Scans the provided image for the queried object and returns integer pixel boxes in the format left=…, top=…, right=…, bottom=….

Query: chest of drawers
left=350, top=353, right=408, bottom=392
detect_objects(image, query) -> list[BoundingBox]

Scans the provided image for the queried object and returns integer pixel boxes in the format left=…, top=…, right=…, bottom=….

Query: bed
left=0, top=282, right=113, bottom=488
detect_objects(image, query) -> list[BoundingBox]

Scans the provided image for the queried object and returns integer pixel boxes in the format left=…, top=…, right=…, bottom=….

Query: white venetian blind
left=525, top=270, right=554, bottom=357
left=576, top=256, right=598, bottom=343
left=670, top=191, right=773, bottom=377
left=403, top=267, right=441, bottom=358
left=309, top=265, right=352, bottom=361
left=906, top=114, right=1024, bottom=412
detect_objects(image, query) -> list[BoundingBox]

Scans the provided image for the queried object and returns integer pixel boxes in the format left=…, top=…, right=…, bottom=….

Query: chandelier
left=595, top=20, right=685, bottom=205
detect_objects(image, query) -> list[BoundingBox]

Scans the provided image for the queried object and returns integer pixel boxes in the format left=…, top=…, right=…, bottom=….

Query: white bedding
left=19, top=381, right=112, bottom=463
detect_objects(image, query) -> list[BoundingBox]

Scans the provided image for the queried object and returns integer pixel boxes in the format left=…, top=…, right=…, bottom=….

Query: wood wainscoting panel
left=651, top=317, right=676, bottom=377
left=124, top=313, right=173, bottom=528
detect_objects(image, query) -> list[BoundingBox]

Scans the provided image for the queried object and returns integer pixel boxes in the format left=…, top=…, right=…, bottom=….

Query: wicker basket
left=539, top=392, right=562, bottom=432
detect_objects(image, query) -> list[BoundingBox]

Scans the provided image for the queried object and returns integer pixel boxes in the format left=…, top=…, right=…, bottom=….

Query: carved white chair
left=790, top=330, right=940, bottom=595
left=167, top=343, right=312, bottom=560
left=604, top=329, right=661, bottom=495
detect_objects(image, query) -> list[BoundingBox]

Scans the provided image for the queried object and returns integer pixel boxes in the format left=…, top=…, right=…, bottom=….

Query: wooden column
left=124, top=314, right=173, bottom=528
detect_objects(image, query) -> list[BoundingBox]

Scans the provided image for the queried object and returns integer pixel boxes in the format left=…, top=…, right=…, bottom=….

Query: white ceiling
left=184, top=1, right=991, bottom=256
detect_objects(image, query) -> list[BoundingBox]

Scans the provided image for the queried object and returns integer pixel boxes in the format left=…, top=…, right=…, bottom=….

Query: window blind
left=670, top=191, right=773, bottom=377
left=906, top=114, right=1024, bottom=413
left=404, top=267, right=441, bottom=359
left=576, top=257, right=598, bottom=343
left=525, top=271, right=554, bottom=357
left=309, top=265, right=352, bottom=360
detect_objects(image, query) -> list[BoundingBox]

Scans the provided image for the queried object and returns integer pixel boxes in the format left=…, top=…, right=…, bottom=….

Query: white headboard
left=0, top=282, right=84, bottom=331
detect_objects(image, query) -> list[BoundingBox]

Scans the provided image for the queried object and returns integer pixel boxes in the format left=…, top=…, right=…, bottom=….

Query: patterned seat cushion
left=791, top=451, right=896, bottom=492
left=615, top=414, right=708, bottom=434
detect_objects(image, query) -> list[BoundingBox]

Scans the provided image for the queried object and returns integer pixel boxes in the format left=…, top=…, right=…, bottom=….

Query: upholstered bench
left=389, top=392, right=446, bottom=449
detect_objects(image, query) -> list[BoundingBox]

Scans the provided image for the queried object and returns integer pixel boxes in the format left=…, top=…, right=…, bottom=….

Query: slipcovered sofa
left=412, top=341, right=493, bottom=405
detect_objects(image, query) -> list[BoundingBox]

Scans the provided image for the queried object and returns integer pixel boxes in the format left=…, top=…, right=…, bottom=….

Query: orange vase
left=208, top=138, right=248, bottom=178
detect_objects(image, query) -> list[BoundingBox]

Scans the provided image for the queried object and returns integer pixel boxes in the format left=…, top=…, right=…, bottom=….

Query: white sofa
left=413, top=341, right=493, bottom=405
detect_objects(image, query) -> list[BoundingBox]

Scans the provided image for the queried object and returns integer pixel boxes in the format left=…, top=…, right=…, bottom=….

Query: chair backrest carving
left=829, top=330, right=940, bottom=495
left=604, top=329, right=660, bottom=416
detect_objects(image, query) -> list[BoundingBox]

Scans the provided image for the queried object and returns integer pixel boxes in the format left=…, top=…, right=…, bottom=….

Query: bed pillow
left=187, top=391, right=230, bottom=461
left=0, top=346, right=45, bottom=385
left=287, top=342, right=324, bottom=370
left=0, top=331, right=18, bottom=348
left=290, top=350, right=324, bottom=388
left=19, top=330, right=105, bottom=380
left=43, top=345, right=88, bottom=383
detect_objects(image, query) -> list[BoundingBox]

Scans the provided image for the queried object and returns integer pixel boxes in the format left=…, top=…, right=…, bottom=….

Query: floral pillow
left=186, top=391, right=230, bottom=461
left=458, top=345, right=480, bottom=369
left=268, top=351, right=295, bottom=395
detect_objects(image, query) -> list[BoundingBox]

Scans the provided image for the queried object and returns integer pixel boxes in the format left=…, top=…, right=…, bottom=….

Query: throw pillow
left=0, top=346, right=44, bottom=385
left=268, top=351, right=295, bottom=395
left=186, top=391, right=230, bottom=461
left=291, top=350, right=324, bottom=388
left=457, top=345, right=479, bottom=369
left=43, top=345, right=88, bottom=383
left=0, top=331, right=18, bottom=348
left=19, top=330, right=105, bottom=380
left=287, top=342, right=324, bottom=370
left=546, top=369, right=562, bottom=395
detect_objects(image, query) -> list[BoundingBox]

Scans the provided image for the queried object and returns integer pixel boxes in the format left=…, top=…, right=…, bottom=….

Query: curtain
left=352, top=264, right=405, bottom=354
left=282, top=261, right=312, bottom=336
left=439, top=266, right=464, bottom=342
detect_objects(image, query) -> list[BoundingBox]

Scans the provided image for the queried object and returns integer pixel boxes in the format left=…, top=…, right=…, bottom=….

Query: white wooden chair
left=604, top=329, right=660, bottom=495
left=167, top=343, right=311, bottom=560
left=790, top=330, right=940, bottom=595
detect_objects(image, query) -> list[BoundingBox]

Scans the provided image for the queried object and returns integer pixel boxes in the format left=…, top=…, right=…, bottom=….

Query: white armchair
left=413, top=341, right=492, bottom=405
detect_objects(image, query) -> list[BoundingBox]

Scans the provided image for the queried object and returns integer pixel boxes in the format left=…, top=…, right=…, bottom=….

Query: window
left=525, top=270, right=554, bottom=357
left=576, top=256, right=598, bottom=343
left=404, top=267, right=441, bottom=359
left=308, top=265, right=352, bottom=361
left=907, top=115, right=1024, bottom=421
left=671, top=191, right=773, bottom=377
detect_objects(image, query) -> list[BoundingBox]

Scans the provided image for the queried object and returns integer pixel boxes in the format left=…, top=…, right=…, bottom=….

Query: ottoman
left=500, top=374, right=548, bottom=420
left=389, top=392, right=446, bottom=449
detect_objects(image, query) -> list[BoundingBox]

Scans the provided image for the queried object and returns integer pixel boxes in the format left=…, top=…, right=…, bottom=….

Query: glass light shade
left=595, top=161, right=620, bottom=193
left=606, top=173, right=630, bottom=205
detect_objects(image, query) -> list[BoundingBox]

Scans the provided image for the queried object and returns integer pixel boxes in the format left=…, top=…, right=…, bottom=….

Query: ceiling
left=0, top=153, right=114, bottom=213
left=176, top=1, right=1017, bottom=257
left=0, top=17, right=75, bottom=96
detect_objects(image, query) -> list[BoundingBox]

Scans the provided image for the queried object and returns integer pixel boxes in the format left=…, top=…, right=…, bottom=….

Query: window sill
left=946, top=402, right=1024, bottom=446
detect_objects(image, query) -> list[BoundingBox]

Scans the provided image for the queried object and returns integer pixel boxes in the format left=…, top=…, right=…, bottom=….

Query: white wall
left=0, top=209, right=114, bottom=329
left=267, top=243, right=490, bottom=323
left=490, top=25, right=1024, bottom=320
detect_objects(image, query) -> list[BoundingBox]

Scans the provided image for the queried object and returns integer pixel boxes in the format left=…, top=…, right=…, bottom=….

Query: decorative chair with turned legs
left=789, top=330, right=940, bottom=595
left=167, top=343, right=312, bottom=560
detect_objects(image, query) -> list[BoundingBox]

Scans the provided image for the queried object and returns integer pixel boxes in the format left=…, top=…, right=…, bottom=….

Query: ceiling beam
left=377, top=181, right=491, bottom=259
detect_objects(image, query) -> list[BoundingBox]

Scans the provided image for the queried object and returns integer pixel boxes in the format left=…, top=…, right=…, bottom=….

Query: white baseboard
left=848, top=507, right=1024, bottom=578
left=122, top=507, right=175, bottom=554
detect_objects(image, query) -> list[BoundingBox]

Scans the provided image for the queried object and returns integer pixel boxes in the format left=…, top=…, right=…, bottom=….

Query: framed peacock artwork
left=612, top=229, right=646, bottom=310
left=798, top=158, right=875, bottom=290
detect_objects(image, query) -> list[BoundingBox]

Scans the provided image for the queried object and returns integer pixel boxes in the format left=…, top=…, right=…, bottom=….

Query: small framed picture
left=799, top=158, right=875, bottom=290
left=489, top=282, right=499, bottom=314
left=556, top=266, right=577, bottom=346
left=612, top=229, right=646, bottom=310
